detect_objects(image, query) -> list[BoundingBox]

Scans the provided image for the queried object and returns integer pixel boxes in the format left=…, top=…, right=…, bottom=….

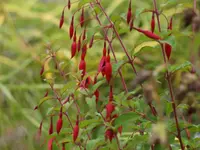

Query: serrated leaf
left=169, top=61, right=192, bottom=73
left=114, top=112, right=139, bottom=127
left=132, top=41, right=158, bottom=56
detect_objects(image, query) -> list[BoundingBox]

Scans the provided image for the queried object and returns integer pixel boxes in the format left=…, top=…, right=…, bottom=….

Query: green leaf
left=132, top=41, right=159, bottom=56
left=112, top=60, right=125, bottom=75
left=86, top=95, right=96, bottom=112
left=79, top=119, right=101, bottom=128
left=38, top=96, right=55, bottom=107
left=91, top=80, right=105, bottom=93
left=114, top=112, right=139, bottom=127
left=177, top=104, right=189, bottom=111
left=86, top=138, right=106, bottom=150
left=169, top=61, right=192, bottom=73
left=160, top=35, right=176, bottom=49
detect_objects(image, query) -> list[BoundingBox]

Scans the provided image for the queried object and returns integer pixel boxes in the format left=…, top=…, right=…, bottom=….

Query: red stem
left=152, top=0, right=184, bottom=149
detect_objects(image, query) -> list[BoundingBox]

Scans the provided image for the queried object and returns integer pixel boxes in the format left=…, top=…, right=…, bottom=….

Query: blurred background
left=1, top=0, right=200, bottom=150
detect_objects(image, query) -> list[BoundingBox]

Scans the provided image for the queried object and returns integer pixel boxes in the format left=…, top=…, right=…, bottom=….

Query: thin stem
left=90, top=3, right=128, bottom=93
left=152, top=0, right=184, bottom=149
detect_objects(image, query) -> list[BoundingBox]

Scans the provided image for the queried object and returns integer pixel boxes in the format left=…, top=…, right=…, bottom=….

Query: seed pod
left=71, top=41, right=77, bottom=58
left=89, top=35, right=94, bottom=48
left=165, top=43, right=172, bottom=60
left=79, top=59, right=86, bottom=77
left=73, top=120, right=79, bottom=142
left=105, top=55, right=112, bottom=83
left=68, top=0, right=71, bottom=10
left=105, top=129, right=114, bottom=142
left=80, top=7, right=84, bottom=27
left=56, top=118, right=63, bottom=134
left=78, top=34, right=82, bottom=52
left=106, top=101, right=115, bottom=119
left=151, top=12, right=155, bottom=33
left=48, top=138, right=54, bottom=150
left=49, top=116, right=53, bottom=135
left=59, top=10, right=65, bottom=29
left=126, top=0, right=132, bottom=24
left=69, top=16, right=74, bottom=39
left=136, top=28, right=161, bottom=40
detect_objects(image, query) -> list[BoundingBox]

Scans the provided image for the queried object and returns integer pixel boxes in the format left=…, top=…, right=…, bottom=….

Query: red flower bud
left=94, top=89, right=99, bottom=103
left=40, top=65, right=44, bottom=76
left=80, top=7, right=84, bottom=27
left=79, top=59, right=86, bottom=77
left=49, top=116, right=53, bottom=135
left=48, top=138, right=54, bottom=150
left=71, top=41, right=77, bottom=58
left=105, top=129, right=115, bottom=142
left=118, top=126, right=123, bottom=135
left=89, top=35, right=94, bottom=48
left=168, top=17, right=173, bottom=30
left=59, top=10, right=64, bottom=29
left=136, top=28, right=161, bottom=40
left=126, top=0, right=132, bottom=24
left=151, top=12, right=155, bottom=33
left=44, top=90, right=49, bottom=97
left=69, top=16, right=74, bottom=39
left=62, top=143, right=65, bottom=150
left=165, top=43, right=172, bottom=60
left=106, top=101, right=115, bottom=120
left=73, top=120, right=79, bottom=142
left=105, top=55, right=112, bottom=83
left=56, top=118, right=63, bottom=134
left=68, top=0, right=71, bottom=10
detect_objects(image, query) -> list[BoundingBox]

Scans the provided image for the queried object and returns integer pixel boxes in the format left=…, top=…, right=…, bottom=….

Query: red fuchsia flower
left=73, top=119, right=79, bottom=142
left=79, top=59, right=86, bottom=77
left=56, top=109, right=63, bottom=134
left=48, top=138, right=54, bottom=150
left=165, top=43, right=172, bottom=60
left=94, top=89, right=99, bottom=103
left=49, top=116, right=53, bottom=135
left=151, top=12, right=155, bottom=33
left=69, top=16, right=74, bottom=39
left=80, top=7, right=84, bottom=27
left=98, top=43, right=107, bottom=76
left=105, top=129, right=115, bottom=142
left=136, top=28, right=161, bottom=40
left=126, top=0, right=132, bottom=24
left=59, top=10, right=64, bottom=29
left=62, top=143, right=65, bottom=150
left=79, top=76, right=93, bottom=89
left=71, top=31, right=77, bottom=59
left=105, top=55, right=112, bottom=83
left=68, top=0, right=71, bottom=10
left=106, top=101, right=115, bottom=120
